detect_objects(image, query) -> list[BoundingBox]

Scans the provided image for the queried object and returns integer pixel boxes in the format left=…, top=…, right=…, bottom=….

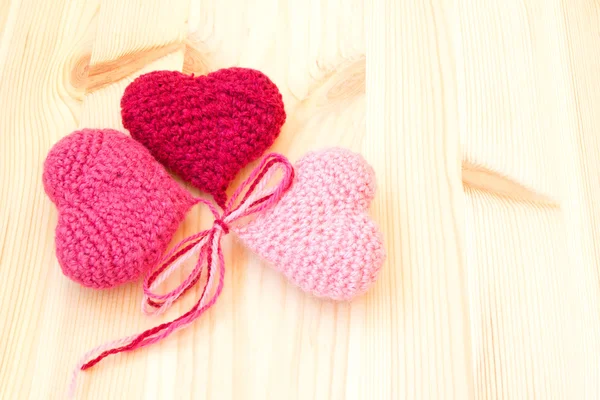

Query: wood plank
left=0, top=0, right=100, bottom=398
left=67, top=1, right=190, bottom=399
left=366, top=1, right=474, bottom=398
left=179, top=1, right=370, bottom=399
left=460, top=1, right=600, bottom=397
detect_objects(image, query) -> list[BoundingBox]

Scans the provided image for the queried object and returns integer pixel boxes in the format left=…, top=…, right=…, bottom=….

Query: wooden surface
left=1, top=0, right=599, bottom=399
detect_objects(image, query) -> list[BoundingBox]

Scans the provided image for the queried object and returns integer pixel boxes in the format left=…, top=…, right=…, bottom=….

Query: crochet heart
left=43, top=129, right=196, bottom=289
left=121, top=68, right=286, bottom=207
left=234, top=148, right=385, bottom=301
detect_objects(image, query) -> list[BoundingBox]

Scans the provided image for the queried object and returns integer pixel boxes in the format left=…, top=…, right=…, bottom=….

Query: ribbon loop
left=69, top=153, right=294, bottom=397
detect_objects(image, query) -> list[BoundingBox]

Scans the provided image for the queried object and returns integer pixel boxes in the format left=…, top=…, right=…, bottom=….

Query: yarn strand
left=69, top=153, right=294, bottom=397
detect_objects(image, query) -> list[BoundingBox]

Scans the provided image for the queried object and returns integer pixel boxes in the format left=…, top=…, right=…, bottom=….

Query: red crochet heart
left=121, top=68, right=286, bottom=207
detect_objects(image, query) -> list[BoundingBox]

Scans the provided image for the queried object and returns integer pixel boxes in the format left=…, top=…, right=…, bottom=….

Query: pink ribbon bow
left=69, top=153, right=294, bottom=396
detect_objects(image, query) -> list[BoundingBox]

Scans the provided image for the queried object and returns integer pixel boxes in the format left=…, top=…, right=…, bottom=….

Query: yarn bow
left=70, top=153, right=294, bottom=394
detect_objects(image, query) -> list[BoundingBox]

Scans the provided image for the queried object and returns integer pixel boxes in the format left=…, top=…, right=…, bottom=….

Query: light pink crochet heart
left=234, top=148, right=385, bottom=300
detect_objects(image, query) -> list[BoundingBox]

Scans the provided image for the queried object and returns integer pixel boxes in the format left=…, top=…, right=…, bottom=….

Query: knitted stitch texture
left=234, top=148, right=386, bottom=301
left=43, top=129, right=196, bottom=289
left=121, top=68, right=286, bottom=207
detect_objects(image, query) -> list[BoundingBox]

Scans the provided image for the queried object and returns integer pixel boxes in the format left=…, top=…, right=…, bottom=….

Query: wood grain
left=459, top=1, right=600, bottom=397
left=2, top=0, right=600, bottom=399
left=0, top=0, right=101, bottom=398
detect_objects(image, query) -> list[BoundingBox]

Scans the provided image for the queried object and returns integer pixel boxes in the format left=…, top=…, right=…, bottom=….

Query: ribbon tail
left=69, top=233, right=226, bottom=397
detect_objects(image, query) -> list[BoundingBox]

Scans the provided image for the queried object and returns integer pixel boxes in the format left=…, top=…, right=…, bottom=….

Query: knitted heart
left=43, top=129, right=196, bottom=289
left=121, top=68, right=286, bottom=207
left=234, top=148, right=386, bottom=300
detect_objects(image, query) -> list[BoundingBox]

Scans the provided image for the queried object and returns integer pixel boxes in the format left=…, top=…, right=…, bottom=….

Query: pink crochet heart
left=43, top=129, right=196, bottom=289
left=234, top=148, right=385, bottom=301
left=121, top=68, right=286, bottom=207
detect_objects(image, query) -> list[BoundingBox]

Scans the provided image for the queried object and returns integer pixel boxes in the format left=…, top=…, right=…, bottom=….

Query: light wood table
left=1, top=0, right=599, bottom=399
